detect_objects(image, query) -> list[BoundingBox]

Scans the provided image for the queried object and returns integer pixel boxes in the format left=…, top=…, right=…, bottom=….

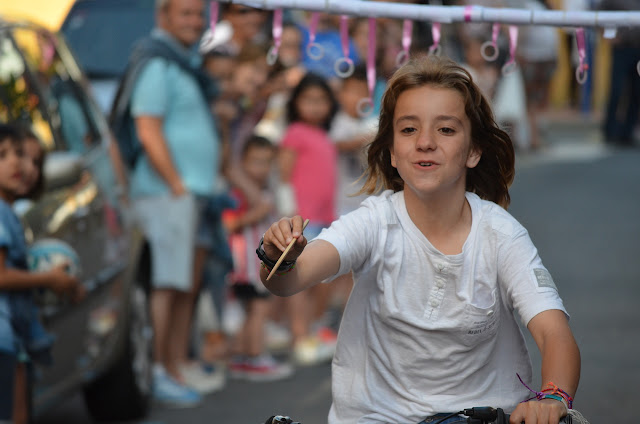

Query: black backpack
left=109, top=36, right=217, bottom=170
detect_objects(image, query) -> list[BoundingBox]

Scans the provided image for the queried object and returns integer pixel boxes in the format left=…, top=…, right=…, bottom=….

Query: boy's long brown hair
left=359, top=55, right=515, bottom=209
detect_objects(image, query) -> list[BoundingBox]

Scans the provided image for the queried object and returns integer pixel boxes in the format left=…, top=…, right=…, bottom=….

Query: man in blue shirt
left=127, top=0, right=221, bottom=407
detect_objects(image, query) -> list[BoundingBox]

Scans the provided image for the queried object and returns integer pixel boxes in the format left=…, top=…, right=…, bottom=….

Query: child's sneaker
left=180, top=361, right=226, bottom=395
left=228, top=355, right=249, bottom=380
left=152, top=365, right=202, bottom=408
left=230, top=354, right=293, bottom=382
left=293, top=335, right=335, bottom=366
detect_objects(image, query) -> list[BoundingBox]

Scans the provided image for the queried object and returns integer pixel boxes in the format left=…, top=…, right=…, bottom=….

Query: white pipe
left=221, top=0, right=640, bottom=28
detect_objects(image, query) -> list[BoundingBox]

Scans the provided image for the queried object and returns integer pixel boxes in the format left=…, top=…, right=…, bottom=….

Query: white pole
left=222, top=0, right=640, bottom=28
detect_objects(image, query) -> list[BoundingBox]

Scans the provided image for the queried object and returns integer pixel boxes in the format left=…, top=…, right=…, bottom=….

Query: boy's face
left=339, top=78, right=370, bottom=118
left=231, top=60, right=268, bottom=100
left=204, top=55, right=235, bottom=95
left=243, top=145, right=274, bottom=186
left=18, top=138, right=43, bottom=197
left=279, top=27, right=302, bottom=68
left=390, top=85, right=480, bottom=202
left=0, top=138, right=24, bottom=201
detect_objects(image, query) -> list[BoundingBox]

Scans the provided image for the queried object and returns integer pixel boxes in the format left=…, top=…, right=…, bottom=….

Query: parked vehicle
left=0, top=16, right=154, bottom=422
left=61, top=0, right=155, bottom=114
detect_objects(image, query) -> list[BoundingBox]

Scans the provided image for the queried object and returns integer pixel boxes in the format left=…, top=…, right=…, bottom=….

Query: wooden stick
left=266, top=218, right=309, bottom=281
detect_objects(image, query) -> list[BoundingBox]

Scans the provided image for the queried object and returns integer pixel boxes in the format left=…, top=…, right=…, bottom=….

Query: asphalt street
left=36, top=122, right=640, bottom=424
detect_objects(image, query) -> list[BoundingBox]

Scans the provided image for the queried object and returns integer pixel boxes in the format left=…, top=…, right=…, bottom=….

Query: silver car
left=0, top=17, right=153, bottom=422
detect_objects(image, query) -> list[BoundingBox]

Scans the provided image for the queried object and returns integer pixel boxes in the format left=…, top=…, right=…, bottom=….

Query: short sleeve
left=315, top=198, right=379, bottom=279
left=131, top=58, right=169, bottom=117
left=498, top=224, right=568, bottom=326
left=0, top=206, right=13, bottom=249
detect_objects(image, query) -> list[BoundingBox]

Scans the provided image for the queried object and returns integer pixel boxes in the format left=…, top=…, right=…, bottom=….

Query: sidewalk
left=516, top=107, right=610, bottom=168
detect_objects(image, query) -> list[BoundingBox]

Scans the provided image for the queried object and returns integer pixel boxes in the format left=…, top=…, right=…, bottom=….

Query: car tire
left=83, top=283, right=153, bottom=421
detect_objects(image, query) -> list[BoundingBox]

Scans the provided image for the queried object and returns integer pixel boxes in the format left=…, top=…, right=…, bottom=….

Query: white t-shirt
left=316, top=190, right=568, bottom=424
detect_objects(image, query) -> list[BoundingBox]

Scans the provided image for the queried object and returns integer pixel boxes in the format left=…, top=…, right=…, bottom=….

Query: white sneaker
left=265, top=321, right=292, bottom=352
left=153, top=365, right=202, bottom=408
left=180, top=362, right=226, bottom=395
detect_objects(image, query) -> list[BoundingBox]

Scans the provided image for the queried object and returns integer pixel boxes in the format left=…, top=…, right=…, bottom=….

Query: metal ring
left=306, top=42, right=324, bottom=61
left=575, top=66, right=588, bottom=85
left=266, top=46, right=279, bottom=66
left=480, top=41, right=499, bottom=62
left=395, top=50, right=410, bottom=68
left=356, top=97, right=374, bottom=118
left=428, top=44, right=441, bottom=57
left=334, top=57, right=355, bottom=78
left=637, top=60, right=640, bottom=77
left=501, top=61, right=518, bottom=76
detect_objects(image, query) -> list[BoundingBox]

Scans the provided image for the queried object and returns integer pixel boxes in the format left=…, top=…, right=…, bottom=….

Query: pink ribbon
left=335, top=15, right=355, bottom=77
left=429, top=22, right=441, bottom=56
left=396, top=19, right=413, bottom=67
left=267, top=9, right=283, bottom=65
left=575, top=28, right=588, bottom=84
left=481, top=23, right=500, bottom=62
left=308, top=12, right=320, bottom=45
left=502, top=25, right=518, bottom=75
left=209, top=1, right=219, bottom=35
left=306, top=12, right=324, bottom=60
left=367, top=17, right=377, bottom=100
left=357, top=17, right=377, bottom=117
left=340, top=15, right=350, bottom=59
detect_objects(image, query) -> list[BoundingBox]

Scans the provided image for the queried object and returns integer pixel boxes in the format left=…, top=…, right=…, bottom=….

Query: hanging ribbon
left=575, top=28, right=589, bottom=85
left=481, top=23, right=500, bottom=62
left=266, top=9, right=283, bottom=65
left=306, top=12, right=324, bottom=60
left=501, top=25, right=518, bottom=75
left=335, top=15, right=355, bottom=78
left=357, top=17, right=377, bottom=117
left=395, top=19, right=413, bottom=67
left=428, top=22, right=441, bottom=56
left=209, top=1, right=219, bottom=36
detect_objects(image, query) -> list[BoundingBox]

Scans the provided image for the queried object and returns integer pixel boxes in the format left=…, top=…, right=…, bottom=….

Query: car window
left=61, top=0, right=155, bottom=78
left=6, top=26, right=102, bottom=153
left=0, top=29, right=55, bottom=149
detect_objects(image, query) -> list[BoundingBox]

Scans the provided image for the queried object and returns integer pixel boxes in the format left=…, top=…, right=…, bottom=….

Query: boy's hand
left=510, top=398, right=567, bottom=424
left=47, top=264, right=81, bottom=297
left=263, top=215, right=308, bottom=263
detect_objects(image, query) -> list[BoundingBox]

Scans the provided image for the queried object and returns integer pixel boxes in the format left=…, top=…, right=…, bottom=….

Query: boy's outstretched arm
left=260, top=216, right=340, bottom=297
left=510, top=309, right=581, bottom=424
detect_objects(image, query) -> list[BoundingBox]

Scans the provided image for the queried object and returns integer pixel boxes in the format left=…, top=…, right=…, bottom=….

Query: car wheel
left=83, top=283, right=153, bottom=421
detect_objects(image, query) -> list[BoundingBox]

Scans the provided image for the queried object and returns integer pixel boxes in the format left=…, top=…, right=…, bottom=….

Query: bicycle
left=264, top=406, right=589, bottom=424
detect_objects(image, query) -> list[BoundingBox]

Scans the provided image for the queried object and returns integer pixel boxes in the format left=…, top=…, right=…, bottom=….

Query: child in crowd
left=258, top=56, right=580, bottom=423
left=329, top=64, right=378, bottom=217
left=223, top=135, right=293, bottom=382
left=277, top=73, right=339, bottom=365
left=0, top=124, right=80, bottom=424
left=254, top=24, right=306, bottom=145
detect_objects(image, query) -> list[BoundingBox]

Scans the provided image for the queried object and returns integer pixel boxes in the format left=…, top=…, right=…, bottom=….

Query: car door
left=1, top=24, right=131, bottom=402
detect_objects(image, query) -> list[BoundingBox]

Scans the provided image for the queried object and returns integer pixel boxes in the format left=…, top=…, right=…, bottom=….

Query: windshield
left=60, top=0, right=155, bottom=78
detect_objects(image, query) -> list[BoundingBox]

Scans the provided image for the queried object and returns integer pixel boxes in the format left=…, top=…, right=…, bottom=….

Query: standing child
left=223, top=135, right=293, bottom=382
left=0, top=124, right=80, bottom=424
left=259, top=56, right=581, bottom=423
left=277, top=73, right=339, bottom=366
